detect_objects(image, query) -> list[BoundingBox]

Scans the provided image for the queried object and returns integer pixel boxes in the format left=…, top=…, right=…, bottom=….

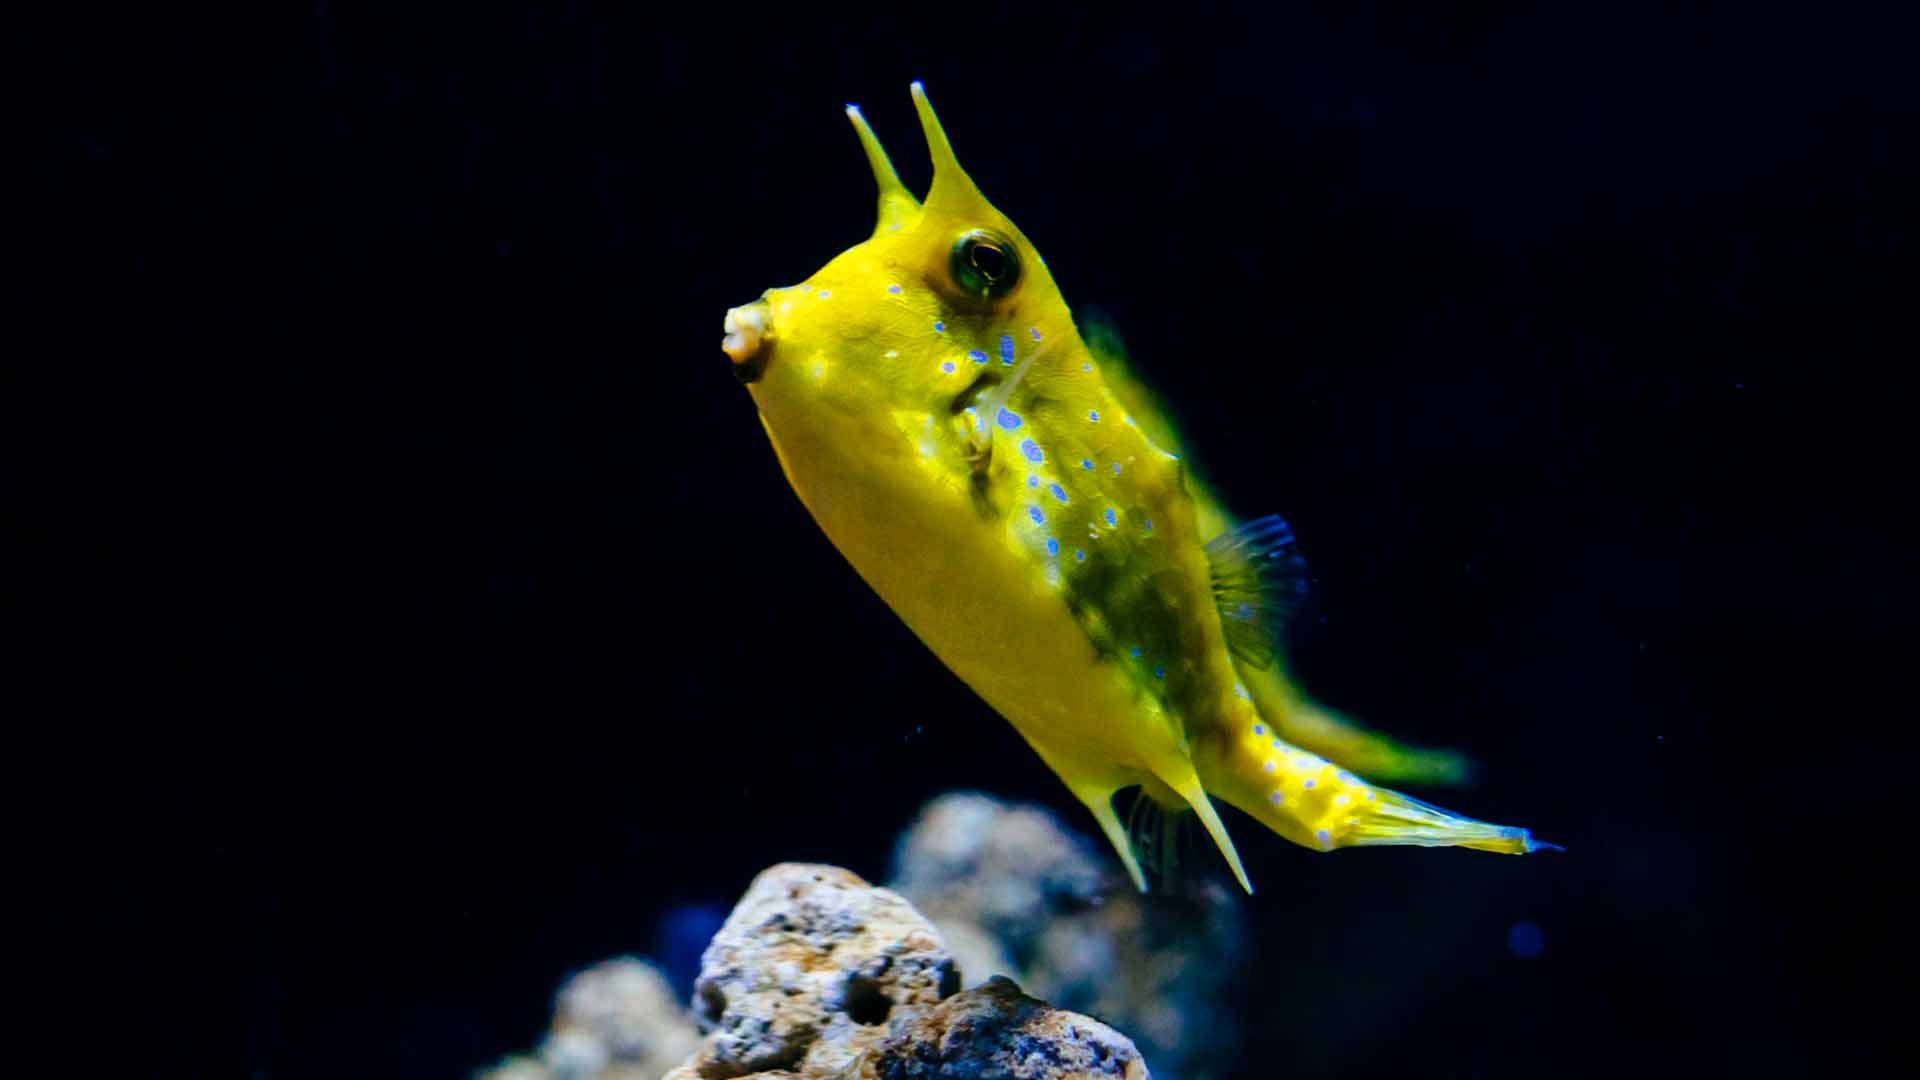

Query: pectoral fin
left=1206, top=514, right=1310, bottom=671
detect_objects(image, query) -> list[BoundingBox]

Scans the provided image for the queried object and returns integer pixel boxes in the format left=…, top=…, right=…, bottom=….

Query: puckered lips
left=722, top=299, right=771, bottom=384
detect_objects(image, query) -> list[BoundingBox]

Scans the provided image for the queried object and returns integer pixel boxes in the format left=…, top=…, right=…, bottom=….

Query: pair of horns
left=845, top=82, right=986, bottom=233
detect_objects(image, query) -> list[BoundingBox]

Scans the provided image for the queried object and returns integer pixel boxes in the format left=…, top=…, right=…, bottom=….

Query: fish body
left=721, top=85, right=1553, bottom=892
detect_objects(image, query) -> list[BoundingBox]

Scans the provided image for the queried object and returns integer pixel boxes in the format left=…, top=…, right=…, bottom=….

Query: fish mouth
left=722, top=300, right=772, bottom=384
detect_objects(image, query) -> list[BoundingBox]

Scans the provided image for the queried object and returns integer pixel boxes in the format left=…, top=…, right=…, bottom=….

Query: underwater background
left=29, top=3, right=1911, bottom=1077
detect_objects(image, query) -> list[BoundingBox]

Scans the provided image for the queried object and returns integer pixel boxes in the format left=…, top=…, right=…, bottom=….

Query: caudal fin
left=1196, top=702, right=1559, bottom=857
left=1346, top=787, right=1562, bottom=855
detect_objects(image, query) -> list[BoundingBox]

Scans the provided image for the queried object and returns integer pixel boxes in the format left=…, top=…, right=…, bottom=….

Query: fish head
left=721, top=83, right=1077, bottom=444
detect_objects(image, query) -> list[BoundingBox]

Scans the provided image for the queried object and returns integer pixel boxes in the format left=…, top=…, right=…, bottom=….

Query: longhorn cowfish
left=719, top=84, right=1556, bottom=892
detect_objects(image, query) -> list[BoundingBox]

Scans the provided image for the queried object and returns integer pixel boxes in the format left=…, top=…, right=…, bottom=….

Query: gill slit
left=971, top=344, right=1041, bottom=455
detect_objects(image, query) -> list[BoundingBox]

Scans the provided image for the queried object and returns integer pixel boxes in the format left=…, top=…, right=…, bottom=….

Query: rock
left=479, top=1058, right=552, bottom=1080
left=484, top=815, right=1219, bottom=1080
left=889, top=793, right=1109, bottom=968
left=684, top=863, right=961, bottom=1079
left=1029, top=885, right=1241, bottom=1077
left=853, top=976, right=1149, bottom=1080
left=548, top=957, right=703, bottom=1077
left=923, top=917, right=1018, bottom=989
left=660, top=1070, right=800, bottom=1080
left=889, top=794, right=1244, bottom=1080
left=477, top=957, right=702, bottom=1080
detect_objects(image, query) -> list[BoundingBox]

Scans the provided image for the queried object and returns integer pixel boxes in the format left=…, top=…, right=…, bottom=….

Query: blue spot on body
left=1029, top=326, right=1042, bottom=341
left=1082, top=362, right=1093, bottom=372
left=1081, top=458, right=1094, bottom=470
left=817, top=289, right=831, bottom=298
left=1028, top=475, right=1039, bottom=488
left=1050, top=483, right=1068, bottom=504
left=888, top=284, right=902, bottom=295
left=1253, top=724, right=1265, bottom=736
left=1130, top=646, right=1141, bottom=658
left=969, top=349, right=988, bottom=365
left=934, top=321, right=946, bottom=332
left=1304, top=779, right=1316, bottom=789
left=1143, top=516, right=1154, bottom=533
left=1074, top=549, right=1085, bottom=562
left=1020, top=439, right=1043, bottom=464
left=999, top=334, right=1016, bottom=366
left=1111, top=463, right=1122, bottom=475
left=997, top=408, right=1022, bottom=430
left=1508, top=922, right=1546, bottom=959
left=1104, top=508, right=1118, bottom=526
left=1088, top=409, right=1100, bottom=423
left=941, top=361, right=956, bottom=373
left=1046, top=537, right=1059, bottom=557
left=1028, top=505, right=1046, bottom=525
left=1154, top=664, right=1165, bottom=679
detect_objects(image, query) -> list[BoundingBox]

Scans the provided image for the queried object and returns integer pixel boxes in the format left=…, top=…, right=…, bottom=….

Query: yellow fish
left=720, top=84, right=1556, bottom=893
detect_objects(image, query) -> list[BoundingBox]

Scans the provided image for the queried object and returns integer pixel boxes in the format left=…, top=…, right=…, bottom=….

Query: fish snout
left=722, top=300, right=773, bottom=384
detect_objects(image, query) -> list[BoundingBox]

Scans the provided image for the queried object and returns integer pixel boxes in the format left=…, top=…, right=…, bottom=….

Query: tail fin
left=1195, top=701, right=1559, bottom=857
left=1347, top=788, right=1562, bottom=855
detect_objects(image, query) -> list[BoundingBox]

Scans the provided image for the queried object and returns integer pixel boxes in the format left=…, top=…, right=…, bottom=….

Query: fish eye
left=950, top=229, right=1021, bottom=299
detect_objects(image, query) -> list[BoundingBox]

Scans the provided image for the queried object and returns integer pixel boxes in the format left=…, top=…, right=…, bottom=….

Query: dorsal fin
left=1076, top=305, right=1132, bottom=369
left=1206, top=514, right=1309, bottom=670
left=1075, top=307, right=1185, bottom=456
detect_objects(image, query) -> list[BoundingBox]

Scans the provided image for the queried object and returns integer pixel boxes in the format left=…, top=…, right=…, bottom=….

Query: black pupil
left=969, top=241, right=1008, bottom=282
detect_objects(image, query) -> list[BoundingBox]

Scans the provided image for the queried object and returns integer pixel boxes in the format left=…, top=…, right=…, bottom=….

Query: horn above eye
left=950, top=229, right=1021, bottom=300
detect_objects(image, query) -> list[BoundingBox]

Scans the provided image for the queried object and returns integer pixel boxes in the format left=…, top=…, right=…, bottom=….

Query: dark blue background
left=30, top=3, right=1912, bottom=1077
